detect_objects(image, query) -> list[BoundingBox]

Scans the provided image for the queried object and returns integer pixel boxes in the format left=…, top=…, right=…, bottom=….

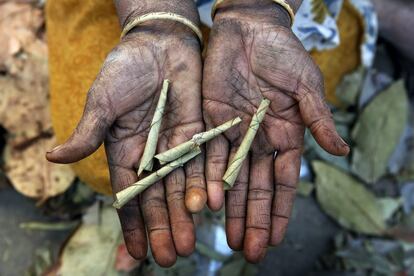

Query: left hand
left=46, top=18, right=205, bottom=267
left=203, top=1, right=350, bottom=262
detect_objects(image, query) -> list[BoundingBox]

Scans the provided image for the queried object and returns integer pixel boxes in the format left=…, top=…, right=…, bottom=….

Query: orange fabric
left=310, top=0, right=364, bottom=106
left=46, top=0, right=363, bottom=195
left=46, top=0, right=119, bottom=194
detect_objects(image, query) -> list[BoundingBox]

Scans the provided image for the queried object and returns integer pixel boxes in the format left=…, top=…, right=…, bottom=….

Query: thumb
left=46, top=91, right=115, bottom=164
left=297, top=84, right=350, bottom=156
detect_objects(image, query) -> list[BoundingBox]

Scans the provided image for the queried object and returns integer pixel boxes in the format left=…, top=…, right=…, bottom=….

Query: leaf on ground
left=0, top=52, right=50, bottom=147
left=297, top=181, right=314, bottom=197
left=377, top=198, right=401, bottom=222
left=351, top=80, right=408, bottom=184
left=56, top=206, right=122, bottom=276
left=335, top=66, right=365, bottom=107
left=335, top=234, right=406, bottom=275
left=0, top=2, right=44, bottom=72
left=313, top=161, right=392, bottom=235
left=0, top=37, right=69, bottom=200
left=4, top=135, right=74, bottom=199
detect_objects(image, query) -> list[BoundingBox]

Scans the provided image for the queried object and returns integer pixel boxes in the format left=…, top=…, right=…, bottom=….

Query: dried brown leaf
left=4, top=135, right=74, bottom=199
left=0, top=2, right=44, bottom=70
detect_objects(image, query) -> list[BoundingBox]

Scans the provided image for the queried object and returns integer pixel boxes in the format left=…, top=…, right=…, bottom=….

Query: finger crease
left=271, top=213, right=289, bottom=219
left=149, top=227, right=170, bottom=234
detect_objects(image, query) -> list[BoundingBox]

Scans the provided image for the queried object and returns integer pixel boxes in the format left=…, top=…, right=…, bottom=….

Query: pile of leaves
left=302, top=63, right=414, bottom=274
left=0, top=0, right=75, bottom=202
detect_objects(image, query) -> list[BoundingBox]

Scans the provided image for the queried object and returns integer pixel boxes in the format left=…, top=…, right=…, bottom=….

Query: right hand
left=203, top=0, right=349, bottom=262
left=46, top=20, right=205, bottom=267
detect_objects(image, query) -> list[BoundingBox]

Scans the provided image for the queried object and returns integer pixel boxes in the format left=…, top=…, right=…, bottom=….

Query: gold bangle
left=211, top=0, right=225, bottom=19
left=211, top=0, right=295, bottom=27
left=121, top=12, right=204, bottom=45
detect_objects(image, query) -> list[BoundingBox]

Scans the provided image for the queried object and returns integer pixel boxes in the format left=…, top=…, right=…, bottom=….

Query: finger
left=185, top=152, right=207, bottom=213
left=108, top=165, right=147, bottom=260
left=225, top=148, right=249, bottom=251
left=165, top=57, right=206, bottom=214
left=157, top=121, right=199, bottom=256
left=297, top=85, right=349, bottom=156
left=270, top=149, right=301, bottom=246
left=206, top=133, right=229, bottom=211
left=141, top=181, right=176, bottom=267
left=244, top=154, right=274, bottom=263
left=46, top=87, right=115, bottom=164
left=164, top=167, right=195, bottom=257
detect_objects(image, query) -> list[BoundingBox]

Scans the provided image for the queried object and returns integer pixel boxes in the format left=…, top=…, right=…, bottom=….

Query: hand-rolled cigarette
left=155, top=117, right=242, bottom=165
left=137, top=79, right=170, bottom=176
left=223, top=99, right=271, bottom=190
left=113, top=148, right=201, bottom=209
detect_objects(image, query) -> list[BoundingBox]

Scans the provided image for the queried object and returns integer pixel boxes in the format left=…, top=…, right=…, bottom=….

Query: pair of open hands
left=46, top=2, right=349, bottom=267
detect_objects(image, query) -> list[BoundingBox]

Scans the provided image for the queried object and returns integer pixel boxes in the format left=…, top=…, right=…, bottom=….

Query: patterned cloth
left=196, top=0, right=378, bottom=66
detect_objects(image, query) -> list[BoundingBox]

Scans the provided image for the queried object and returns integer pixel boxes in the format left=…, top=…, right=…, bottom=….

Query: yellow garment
left=310, top=0, right=364, bottom=106
left=46, top=0, right=119, bottom=195
left=46, top=0, right=363, bottom=195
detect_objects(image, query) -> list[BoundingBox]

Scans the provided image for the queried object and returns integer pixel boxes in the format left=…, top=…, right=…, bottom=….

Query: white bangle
left=121, top=12, right=204, bottom=46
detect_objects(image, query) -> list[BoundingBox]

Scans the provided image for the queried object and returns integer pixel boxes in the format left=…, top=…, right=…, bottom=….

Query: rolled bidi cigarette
left=137, top=79, right=170, bottom=176
left=154, top=117, right=242, bottom=164
left=113, top=148, right=201, bottom=209
left=223, top=98, right=271, bottom=190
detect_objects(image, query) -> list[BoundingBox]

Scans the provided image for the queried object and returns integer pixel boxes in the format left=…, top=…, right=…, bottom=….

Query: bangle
left=211, top=0, right=295, bottom=27
left=121, top=12, right=204, bottom=46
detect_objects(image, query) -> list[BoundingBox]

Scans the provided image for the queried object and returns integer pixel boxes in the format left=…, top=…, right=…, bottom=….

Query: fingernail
left=186, top=189, right=207, bottom=213
left=47, top=144, right=62, bottom=154
left=338, top=136, right=349, bottom=148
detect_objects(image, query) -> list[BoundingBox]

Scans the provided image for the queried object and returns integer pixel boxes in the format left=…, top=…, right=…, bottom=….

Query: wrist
left=115, top=0, right=200, bottom=39
left=214, top=0, right=296, bottom=28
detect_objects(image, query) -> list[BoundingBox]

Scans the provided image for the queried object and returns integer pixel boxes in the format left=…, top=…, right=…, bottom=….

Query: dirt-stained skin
left=203, top=0, right=349, bottom=263
left=46, top=0, right=350, bottom=267
left=47, top=0, right=205, bottom=268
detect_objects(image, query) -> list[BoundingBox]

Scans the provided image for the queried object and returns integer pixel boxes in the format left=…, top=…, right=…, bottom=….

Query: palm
left=47, top=31, right=205, bottom=267
left=103, top=36, right=204, bottom=174
left=204, top=24, right=310, bottom=155
left=203, top=18, right=349, bottom=263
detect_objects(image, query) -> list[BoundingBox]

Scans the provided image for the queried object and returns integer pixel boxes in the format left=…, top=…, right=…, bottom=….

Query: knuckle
left=207, top=153, right=227, bottom=165
left=248, top=188, right=273, bottom=201
left=167, top=190, right=185, bottom=203
left=227, top=188, right=247, bottom=205
left=142, top=197, right=167, bottom=210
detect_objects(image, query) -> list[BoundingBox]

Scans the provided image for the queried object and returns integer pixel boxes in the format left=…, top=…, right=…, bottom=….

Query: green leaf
left=313, top=161, right=387, bottom=235
left=297, top=181, right=314, bottom=197
left=335, top=66, right=365, bottom=107
left=57, top=206, right=122, bottom=276
left=335, top=235, right=405, bottom=275
left=351, top=80, right=408, bottom=184
left=377, top=198, right=401, bottom=221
